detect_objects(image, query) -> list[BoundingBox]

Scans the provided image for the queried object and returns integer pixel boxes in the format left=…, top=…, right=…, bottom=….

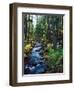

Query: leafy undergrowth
left=46, top=48, right=63, bottom=73
left=24, top=42, right=63, bottom=74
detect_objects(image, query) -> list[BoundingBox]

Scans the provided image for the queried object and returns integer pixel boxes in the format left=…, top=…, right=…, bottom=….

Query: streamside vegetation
left=23, top=14, right=63, bottom=74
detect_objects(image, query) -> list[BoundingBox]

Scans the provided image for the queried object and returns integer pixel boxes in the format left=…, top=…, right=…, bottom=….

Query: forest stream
left=24, top=42, right=48, bottom=74
left=23, top=14, right=63, bottom=74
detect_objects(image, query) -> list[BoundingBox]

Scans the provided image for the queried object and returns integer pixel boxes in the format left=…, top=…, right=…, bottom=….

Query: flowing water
left=24, top=42, right=48, bottom=74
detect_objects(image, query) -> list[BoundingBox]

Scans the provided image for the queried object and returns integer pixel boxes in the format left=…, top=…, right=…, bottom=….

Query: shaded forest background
left=23, top=14, right=63, bottom=74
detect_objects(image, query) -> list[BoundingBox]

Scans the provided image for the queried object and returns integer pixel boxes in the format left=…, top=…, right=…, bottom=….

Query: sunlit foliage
left=23, top=14, right=63, bottom=74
